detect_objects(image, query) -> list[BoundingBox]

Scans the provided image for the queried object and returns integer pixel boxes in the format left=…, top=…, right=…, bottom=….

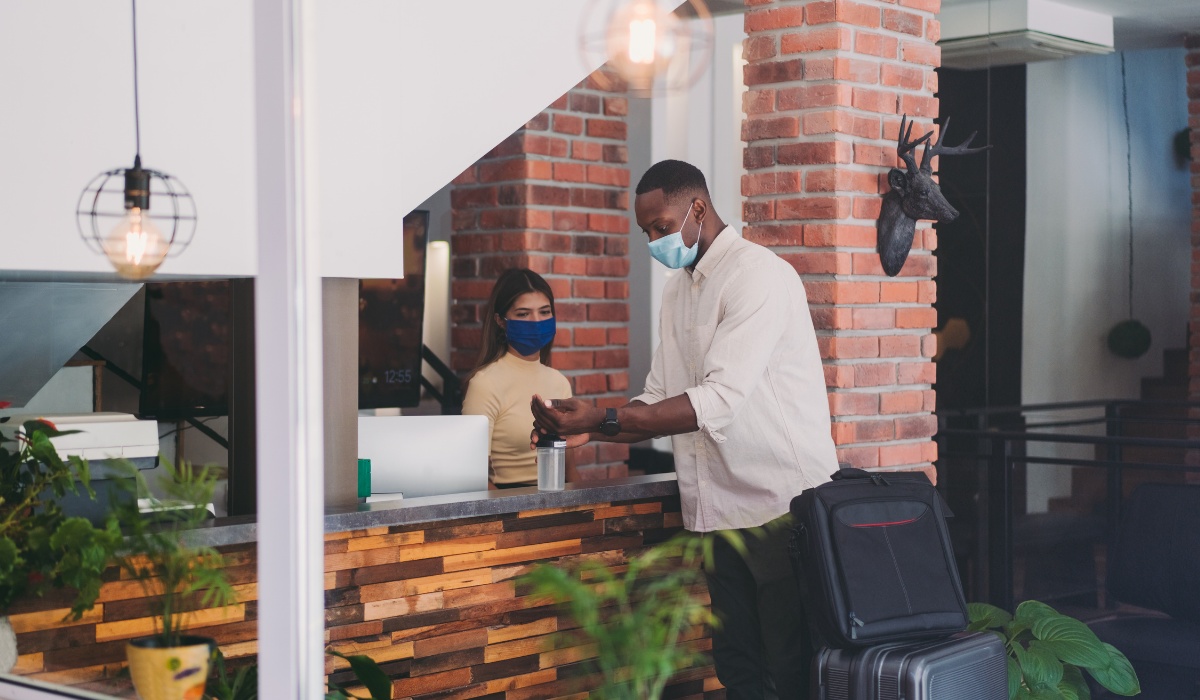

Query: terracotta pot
left=126, top=635, right=214, bottom=700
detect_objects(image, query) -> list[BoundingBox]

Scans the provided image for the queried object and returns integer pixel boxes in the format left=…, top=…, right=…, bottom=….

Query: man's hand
left=532, top=395, right=603, bottom=436
left=528, top=429, right=592, bottom=451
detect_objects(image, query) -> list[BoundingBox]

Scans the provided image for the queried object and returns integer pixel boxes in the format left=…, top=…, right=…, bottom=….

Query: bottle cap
left=537, top=433, right=567, bottom=448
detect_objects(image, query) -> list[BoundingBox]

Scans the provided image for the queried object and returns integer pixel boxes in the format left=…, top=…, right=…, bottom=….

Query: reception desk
left=8, top=474, right=722, bottom=700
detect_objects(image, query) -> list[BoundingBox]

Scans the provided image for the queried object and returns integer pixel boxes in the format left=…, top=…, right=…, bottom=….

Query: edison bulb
left=605, top=0, right=680, bottom=92
left=103, top=207, right=168, bottom=279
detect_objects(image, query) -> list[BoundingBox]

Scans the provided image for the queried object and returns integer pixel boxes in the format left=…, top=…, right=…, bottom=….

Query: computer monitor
left=357, top=415, right=489, bottom=499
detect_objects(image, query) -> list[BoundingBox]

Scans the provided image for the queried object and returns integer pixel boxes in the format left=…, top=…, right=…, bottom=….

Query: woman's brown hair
left=469, top=268, right=557, bottom=380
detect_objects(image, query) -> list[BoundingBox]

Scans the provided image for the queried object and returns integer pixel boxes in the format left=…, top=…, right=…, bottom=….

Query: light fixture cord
left=132, top=0, right=141, bottom=161
left=1120, top=52, right=1134, bottom=320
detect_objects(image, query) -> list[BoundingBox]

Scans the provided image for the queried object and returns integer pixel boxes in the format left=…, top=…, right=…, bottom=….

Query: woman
left=463, top=268, right=580, bottom=488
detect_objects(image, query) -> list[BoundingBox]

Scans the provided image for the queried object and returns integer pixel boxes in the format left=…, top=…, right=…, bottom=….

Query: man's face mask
left=648, top=202, right=701, bottom=269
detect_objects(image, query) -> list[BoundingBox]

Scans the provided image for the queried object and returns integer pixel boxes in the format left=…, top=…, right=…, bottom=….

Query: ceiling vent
left=938, top=0, right=1113, bottom=71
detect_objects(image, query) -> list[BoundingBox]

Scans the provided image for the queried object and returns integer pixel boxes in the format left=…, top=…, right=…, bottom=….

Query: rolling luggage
left=789, top=467, right=967, bottom=648
left=811, top=632, right=1009, bottom=700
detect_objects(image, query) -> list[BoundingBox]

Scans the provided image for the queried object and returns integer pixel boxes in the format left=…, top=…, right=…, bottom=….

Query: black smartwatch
left=599, top=407, right=621, bottom=437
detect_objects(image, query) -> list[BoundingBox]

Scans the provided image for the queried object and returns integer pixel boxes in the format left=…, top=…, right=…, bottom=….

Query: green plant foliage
left=0, top=420, right=121, bottom=618
left=108, top=456, right=237, bottom=647
left=202, top=647, right=394, bottom=700
left=520, top=532, right=725, bottom=700
left=969, top=601, right=1140, bottom=699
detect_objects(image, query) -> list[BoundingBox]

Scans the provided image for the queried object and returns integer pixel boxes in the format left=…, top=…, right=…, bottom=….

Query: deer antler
left=897, top=115, right=932, bottom=174
left=920, top=116, right=990, bottom=172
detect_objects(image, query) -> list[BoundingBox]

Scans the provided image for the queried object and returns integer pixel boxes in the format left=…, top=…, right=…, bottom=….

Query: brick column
left=1188, top=36, right=1200, bottom=405
left=741, top=0, right=941, bottom=474
left=451, top=68, right=632, bottom=480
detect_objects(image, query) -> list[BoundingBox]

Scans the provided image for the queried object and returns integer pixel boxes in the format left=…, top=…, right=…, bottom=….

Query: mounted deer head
left=877, top=115, right=990, bottom=276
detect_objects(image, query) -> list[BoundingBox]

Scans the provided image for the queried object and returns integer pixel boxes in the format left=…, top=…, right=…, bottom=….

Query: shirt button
left=701, top=480, right=707, bottom=487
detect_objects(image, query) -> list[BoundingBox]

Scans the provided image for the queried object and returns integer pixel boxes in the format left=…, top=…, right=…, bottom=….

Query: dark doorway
left=933, top=65, right=1027, bottom=411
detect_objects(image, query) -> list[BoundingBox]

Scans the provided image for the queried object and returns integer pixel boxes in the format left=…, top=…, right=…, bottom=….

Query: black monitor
left=140, top=280, right=231, bottom=419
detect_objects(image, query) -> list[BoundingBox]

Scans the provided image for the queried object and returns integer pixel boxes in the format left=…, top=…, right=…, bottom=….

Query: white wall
left=1022, top=47, right=1192, bottom=511
left=0, top=0, right=608, bottom=280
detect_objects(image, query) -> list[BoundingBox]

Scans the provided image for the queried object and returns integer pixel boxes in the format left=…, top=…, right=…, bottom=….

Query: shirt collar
left=689, top=226, right=736, bottom=281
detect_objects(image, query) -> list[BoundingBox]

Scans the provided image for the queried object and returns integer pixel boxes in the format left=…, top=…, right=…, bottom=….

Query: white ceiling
left=942, top=0, right=1200, bottom=49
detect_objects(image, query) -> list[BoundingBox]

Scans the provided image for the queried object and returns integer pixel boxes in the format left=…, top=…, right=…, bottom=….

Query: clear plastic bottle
left=537, top=433, right=567, bottom=491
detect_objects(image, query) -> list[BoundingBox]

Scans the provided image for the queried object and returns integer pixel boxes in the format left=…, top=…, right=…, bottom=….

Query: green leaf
left=968, top=602, right=1012, bottom=631
left=1059, top=665, right=1090, bottom=700
left=1007, top=656, right=1023, bottom=700
left=69, top=456, right=96, bottom=500
left=327, top=650, right=392, bottom=700
left=1015, top=600, right=1059, bottom=627
left=1085, top=643, right=1140, bottom=696
left=1015, top=640, right=1064, bottom=690
left=1031, top=615, right=1110, bottom=669
left=0, top=537, right=19, bottom=574
left=1027, top=687, right=1066, bottom=700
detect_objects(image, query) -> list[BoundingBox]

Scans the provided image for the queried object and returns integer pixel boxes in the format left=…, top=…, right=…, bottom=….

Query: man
left=530, top=159, right=837, bottom=700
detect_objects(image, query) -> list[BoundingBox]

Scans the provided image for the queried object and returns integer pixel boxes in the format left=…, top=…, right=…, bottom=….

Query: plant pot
left=0, top=616, right=15, bottom=674
left=126, top=635, right=214, bottom=700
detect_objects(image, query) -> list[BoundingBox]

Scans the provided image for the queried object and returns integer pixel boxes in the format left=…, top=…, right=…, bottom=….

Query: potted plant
left=969, top=600, right=1141, bottom=699
left=521, top=532, right=724, bottom=700
left=0, top=419, right=121, bottom=672
left=108, top=457, right=237, bottom=700
left=202, top=646, right=394, bottom=700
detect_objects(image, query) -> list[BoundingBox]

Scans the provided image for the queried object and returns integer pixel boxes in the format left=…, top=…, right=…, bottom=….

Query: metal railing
left=935, top=399, right=1200, bottom=613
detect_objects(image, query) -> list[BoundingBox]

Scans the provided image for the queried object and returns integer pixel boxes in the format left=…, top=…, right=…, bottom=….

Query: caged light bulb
left=103, top=206, right=167, bottom=279
left=627, top=18, right=657, bottom=64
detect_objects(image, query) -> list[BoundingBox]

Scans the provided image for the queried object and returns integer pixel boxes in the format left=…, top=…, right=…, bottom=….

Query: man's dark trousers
left=704, top=520, right=812, bottom=700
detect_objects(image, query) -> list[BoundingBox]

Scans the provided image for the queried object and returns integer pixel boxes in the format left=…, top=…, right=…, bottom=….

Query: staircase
left=1047, top=348, right=1192, bottom=514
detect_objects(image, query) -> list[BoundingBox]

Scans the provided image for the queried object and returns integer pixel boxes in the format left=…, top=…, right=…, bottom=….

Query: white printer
left=0, top=412, right=159, bottom=474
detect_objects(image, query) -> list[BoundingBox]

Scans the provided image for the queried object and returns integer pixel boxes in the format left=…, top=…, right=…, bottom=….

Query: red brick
left=805, top=280, right=879, bottom=305
left=573, top=279, right=606, bottom=299
left=452, top=280, right=495, bottom=300
left=605, top=237, right=628, bottom=256
left=837, top=445, right=880, bottom=469
left=586, top=70, right=627, bottom=92
left=881, top=282, right=918, bottom=303
left=553, top=113, right=584, bottom=135
left=499, top=231, right=571, bottom=253
left=881, top=64, right=924, bottom=90
left=569, top=93, right=600, bottom=114
left=917, top=280, right=936, bottom=303
left=804, top=224, right=876, bottom=247
left=575, top=373, right=608, bottom=394
left=744, top=59, right=805, bottom=86
left=742, top=117, right=801, bottom=141
left=745, top=224, right=805, bottom=246
left=828, top=392, right=879, bottom=416
left=879, top=442, right=924, bottom=467
left=781, top=251, right=852, bottom=275
left=805, top=169, right=879, bottom=194
left=547, top=278, right=570, bottom=301
left=819, top=335, right=880, bottom=359
left=604, top=97, right=628, bottom=116
left=898, top=361, right=935, bottom=384
left=745, top=35, right=778, bottom=62
left=923, top=389, right=936, bottom=411
left=450, top=187, right=498, bottom=208
left=525, top=113, right=549, bottom=131
left=853, top=197, right=883, bottom=220
left=595, top=349, right=629, bottom=369
left=586, top=257, right=629, bottom=277
left=452, top=326, right=483, bottom=350
left=854, top=31, right=898, bottom=59
left=498, top=184, right=571, bottom=207
left=587, top=165, right=631, bottom=187
left=588, top=303, right=629, bottom=322
left=573, top=235, right=604, bottom=255
left=745, top=145, right=776, bottom=170
left=826, top=365, right=855, bottom=389
left=450, top=304, right=478, bottom=324
left=552, top=351, right=594, bottom=371
left=451, top=166, right=477, bottom=186
left=854, top=362, right=896, bottom=387
left=572, top=140, right=603, bottom=161
left=852, top=252, right=935, bottom=277
left=896, top=307, right=937, bottom=329
left=777, top=84, right=853, bottom=111
left=587, top=119, right=627, bottom=140
left=880, top=390, right=924, bottom=414
left=895, top=415, right=937, bottom=440
left=811, top=307, right=853, bottom=330
left=854, top=143, right=899, bottom=167
left=806, top=0, right=880, bottom=28
left=852, top=87, right=898, bottom=115
left=479, top=159, right=552, bottom=183
left=556, top=303, right=586, bottom=323
left=588, top=213, right=629, bottom=234
left=480, top=209, right=553, bottom=230
left=777, top=195, right=853, bottom=220
left=553, top=162, right=587, bottom=183
left=744, top=5, right=805, bottom=32
left=926, top=19, right=941, bottom=42
left=834, top=57, right=881, bottom=84
left=780, top=27, right=853, bottom=54
left=880, top=334, right=921, bottom=357
left=902, top=42, right=941, bottom=67
left=926, top=70, right=939, bottom=92
left=778, top=141, right=853, bottom=165
left=883, top=8, right=924, bottom=36
left=553, top=256, right=587, bottom=276
left=605, top=281, right=629, bottom=299
left=899, top=0, right=940, bottom=11
left=744, top=89, right=777, bottom=115
left=744, top=200, right=775, bottom=222
left=802, top=110, right=879, bottom=139
left=608, top=327, right=629, bottom=345
left=900, top=93, right=939, bottom=118
left=603, top=144, right=629, bottom=163
left=852, top=307, right=896, bottom=330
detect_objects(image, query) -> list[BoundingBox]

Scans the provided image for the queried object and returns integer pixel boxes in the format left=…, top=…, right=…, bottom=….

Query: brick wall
left=10, top=497, right=722, bottom=700
left=1188, top=35, right=1200, bottom=403
left=451, top=68, right=632, bottom=480
left=741, top=0, right=941, bottom=473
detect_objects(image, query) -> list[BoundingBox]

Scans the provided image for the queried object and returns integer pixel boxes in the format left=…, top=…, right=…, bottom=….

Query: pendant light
left=579, top=0, right=714, bottom=96
left=1106, top=53, right=1151, bottom=360
left=76, top=0, right=196, bottom=280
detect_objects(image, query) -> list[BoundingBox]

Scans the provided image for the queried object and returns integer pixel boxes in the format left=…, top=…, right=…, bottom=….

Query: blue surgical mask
left=505, top=317, right=557, bottom=356
left=647, top=203, right=701, bottom=269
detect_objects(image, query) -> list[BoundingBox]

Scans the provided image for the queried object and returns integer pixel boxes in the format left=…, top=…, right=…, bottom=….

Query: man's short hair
left=635, top=160, right=709, bottom=204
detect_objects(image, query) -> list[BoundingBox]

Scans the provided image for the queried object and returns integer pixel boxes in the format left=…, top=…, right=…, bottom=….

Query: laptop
left=357, top=415, right=489, bottom=499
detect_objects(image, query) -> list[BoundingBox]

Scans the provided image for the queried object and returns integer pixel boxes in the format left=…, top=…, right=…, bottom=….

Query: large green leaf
left=1015, top=600, right=1059, bottom=627
left=1016, top=641, right=1064, bottom=690
left=1028, top=687, right=1066, bottom=700
left=1059, top=665, right=1090, bottom=700
left=326, top=650, right=392, bottom=700
left=1008, top=656, right=1023, bottom=699
left=1086, top=643, right=1140, bottom=696
left=1031, top=615, right=1110, bottom=669
left=969, top=602, right=1012, bottom=631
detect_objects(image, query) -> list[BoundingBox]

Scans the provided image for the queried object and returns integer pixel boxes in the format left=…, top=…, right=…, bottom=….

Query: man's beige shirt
left=632, top=226, right=837, bottom=532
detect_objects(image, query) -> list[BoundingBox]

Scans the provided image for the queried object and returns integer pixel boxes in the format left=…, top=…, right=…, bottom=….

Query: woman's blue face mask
left=505, top=317, right=556, bottom=356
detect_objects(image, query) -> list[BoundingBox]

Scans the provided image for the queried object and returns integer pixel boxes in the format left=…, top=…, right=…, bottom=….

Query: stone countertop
left=184, top=473, right=680, bottom=547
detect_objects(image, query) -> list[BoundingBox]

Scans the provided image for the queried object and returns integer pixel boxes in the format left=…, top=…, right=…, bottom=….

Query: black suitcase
left=811, top=632, right=1009, bottom=700
left=789, top=467, right=967, bottom=647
